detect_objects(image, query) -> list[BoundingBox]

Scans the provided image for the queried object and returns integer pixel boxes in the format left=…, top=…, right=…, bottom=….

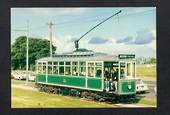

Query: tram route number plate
left=118, top=54, right=135, bottom=59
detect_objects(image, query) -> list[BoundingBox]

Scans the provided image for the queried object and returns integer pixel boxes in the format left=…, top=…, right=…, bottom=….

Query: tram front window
left=120, top=62, right=136, bottom=79
left=132, top=62, right=136, bottom=78
left=127, top=63, right=131, bottom=76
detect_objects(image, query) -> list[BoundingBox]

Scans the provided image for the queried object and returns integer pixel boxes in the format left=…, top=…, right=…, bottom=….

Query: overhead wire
left=11, top=8, right=155, bottom=38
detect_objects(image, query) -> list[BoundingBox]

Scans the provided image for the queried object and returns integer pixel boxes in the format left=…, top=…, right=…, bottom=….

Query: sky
left=11, top=7, right=156, bottom=58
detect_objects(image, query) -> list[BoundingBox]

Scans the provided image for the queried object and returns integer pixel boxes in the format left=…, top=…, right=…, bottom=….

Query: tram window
left=104, top=62, right=112, bottom=67
left=95, top=67, right=102, bottom=78
left=59, top=62, right=64, bottom=65
left=53, top=62, right=58, bottom=65
left=38, top=64, right=42, bottom=74
left=132, top=62, right=135, bottom=77
left=38, top=62, right=42, bottom=66
left=48, top=62, right=52, bottom=65
left=79, top=67, right=86, bottom=76
left=113, top=62, right=118, bottom=67
left=79, top=62, right=86, bottom=66
left=88, top=62, right=94, bottom=66
left=48, top=66, right=53, bottom=74
left=127, top=63, right=131, bottom=76
left=59, top=66, right=64, bottom=75
left=120, top=63, right=125, bottom=67
left=37, top=62, right=41, bottom=73
left=72, top=66, right=78, bottom=76
left=104, top=67, right=110, bottom=79
left=120, top=62, right=125, bottom=79
left=95, top=62, right=102, bottom=66
left=53, top=66, right=58, bottom=75
left=66, top=62, right=71, bottom=65
left=120, top=69, right=125, bottom=78
left=88, top=67, right=94, bottom=77
left=42, top=66, right=46, bottom=74
left=65, top=66, right=71, bottom=75
left=72, top=62, right=78, bottom=66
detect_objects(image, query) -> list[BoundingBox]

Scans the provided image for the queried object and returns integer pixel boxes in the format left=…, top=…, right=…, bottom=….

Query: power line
left=11, top=9, right=154, bottom=32
left=11, top=8, right=155, bottom=40
left=11, top=29, right=27, bottom=31
left=54, top=9, right=154, bottom=26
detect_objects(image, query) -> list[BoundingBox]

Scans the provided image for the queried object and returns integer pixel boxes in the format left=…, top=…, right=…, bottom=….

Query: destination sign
left=118, top=54, right=135, bottom=59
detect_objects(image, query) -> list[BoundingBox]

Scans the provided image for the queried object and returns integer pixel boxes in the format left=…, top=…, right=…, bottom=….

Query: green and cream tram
left=36, top=50, right=136, bottom=98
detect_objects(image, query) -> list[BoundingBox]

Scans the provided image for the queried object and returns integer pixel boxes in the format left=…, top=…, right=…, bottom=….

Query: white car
left=154, top=86, right=157, bottom=95
left=135, top=79, right=148, bottom=93
left=28, top=72, right=36, bottom=82
left=12, top=71, right=26, bottom=80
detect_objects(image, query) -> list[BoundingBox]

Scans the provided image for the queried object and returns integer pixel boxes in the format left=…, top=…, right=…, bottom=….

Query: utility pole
left=11, top=21, right=29, bottom=84
left=47, top=21, right=54, bottom=57
left=26, top=20, right=29, bottom=84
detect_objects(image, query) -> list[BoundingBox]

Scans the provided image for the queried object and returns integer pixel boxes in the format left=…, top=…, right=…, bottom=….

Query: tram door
left=119, top=61, right=136, bottom=79
left=117, top=61, right=136, bottom=95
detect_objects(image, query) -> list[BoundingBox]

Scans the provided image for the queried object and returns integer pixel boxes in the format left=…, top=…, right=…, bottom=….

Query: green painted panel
left=48, top=75, right=85, bottom=88
left=87, top=78, right=102, bottom=90
left=120, top=80, right=135, bottom=94
left=37, top=74, right=46, bottom=82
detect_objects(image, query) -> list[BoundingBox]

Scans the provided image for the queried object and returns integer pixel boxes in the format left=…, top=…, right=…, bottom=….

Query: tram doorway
left=104, top=61, right=136, bottom=92
left=104, top=62, right=118, bottom=92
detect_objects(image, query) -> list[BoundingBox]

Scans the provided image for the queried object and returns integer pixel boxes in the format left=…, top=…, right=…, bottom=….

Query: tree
left=11, top=36, right=56, bottom=70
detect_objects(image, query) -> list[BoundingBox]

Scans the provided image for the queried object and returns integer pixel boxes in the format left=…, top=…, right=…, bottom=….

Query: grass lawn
left=136, top=65, right=156, bottom=78
left=138, top=98, right=156, bottom=106
left=12, top=84, right=118, bottom=108
left=11, top=76, right=157, bottom=108
left=11, top=79, right=35, bottom=87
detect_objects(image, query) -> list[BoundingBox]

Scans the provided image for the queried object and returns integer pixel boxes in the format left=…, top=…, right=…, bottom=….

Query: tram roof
left=37, top=54, right=135, bottom=62
left=37, top=54, right=118, bottom=62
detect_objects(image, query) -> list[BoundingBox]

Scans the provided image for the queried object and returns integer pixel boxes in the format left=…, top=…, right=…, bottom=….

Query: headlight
left=128, top=84, right=132, bottom=89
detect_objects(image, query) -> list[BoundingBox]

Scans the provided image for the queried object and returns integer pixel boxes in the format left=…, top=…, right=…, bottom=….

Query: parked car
left=11, top=71, right=15, bottom=79
left=28, top=72, right=36, bottom=82
left=154, top=86, right=157, bottom=95
left=12, top=71, right=26, bottom=80
left=135, top=78, right=148, bottom=93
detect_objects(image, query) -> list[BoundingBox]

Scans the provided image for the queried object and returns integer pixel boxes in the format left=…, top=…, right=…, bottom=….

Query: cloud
left=45, top=35, right=76, bottom=53
left=134, top=29, right=155, bottom=44
left=147, top=39, right=156, bottom=50
left=88, top=37, right=110, bottom=44
left=116, top=36, right=133, bottom=44
left=44, top=35, right=156, bottom=58
left=82, top=38, right=156, bottom=58
left=116, top=29, right=156, bottom=45
left=12, top=8, right=89, bottom=16
left=67, top=36, right=79, bottom=42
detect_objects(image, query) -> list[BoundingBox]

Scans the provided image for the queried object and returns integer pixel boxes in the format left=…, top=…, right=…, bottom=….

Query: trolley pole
left=47, top=21, right=54, bottom=57
left=26, top=20, right=29, bottom=84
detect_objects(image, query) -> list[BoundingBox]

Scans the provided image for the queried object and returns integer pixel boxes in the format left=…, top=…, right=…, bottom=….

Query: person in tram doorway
left=104, top=70, right=110, bottom=92
left=111, top=68, right=118, bottom=92
left=104, top=78, right=109, bottom=92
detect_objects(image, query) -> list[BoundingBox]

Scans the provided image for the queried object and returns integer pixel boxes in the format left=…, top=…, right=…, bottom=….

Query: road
left=138, top=79, right=157, bottom=102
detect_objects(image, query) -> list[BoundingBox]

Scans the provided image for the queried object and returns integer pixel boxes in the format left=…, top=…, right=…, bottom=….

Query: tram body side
left=35, top=60, right=136, bottom=97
